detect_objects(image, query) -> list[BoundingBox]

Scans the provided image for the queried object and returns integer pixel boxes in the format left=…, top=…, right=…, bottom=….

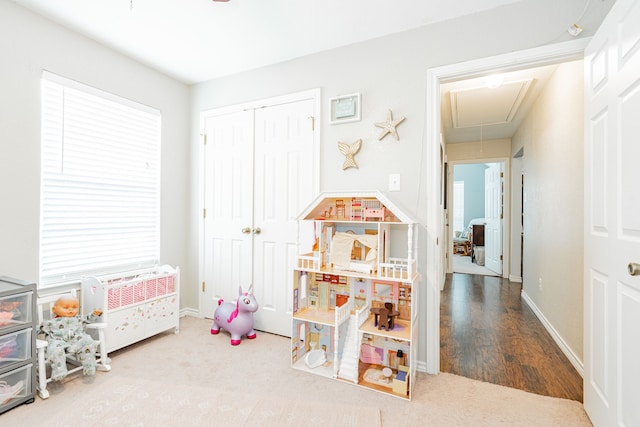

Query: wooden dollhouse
left=291, top=192, right=419, bottom=399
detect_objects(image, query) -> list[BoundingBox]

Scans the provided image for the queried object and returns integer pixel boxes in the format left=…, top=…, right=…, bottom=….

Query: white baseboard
left=521, top=291, right=584, bottom=377
left=416, top=360, right=430, bottom=373
left=179, top=308, right=201, bottom=318
left=509, top=275, right=522, bottom=283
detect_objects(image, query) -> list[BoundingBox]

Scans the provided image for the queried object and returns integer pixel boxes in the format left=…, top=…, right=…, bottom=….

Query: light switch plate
left=389, top=174, right=401, bottom=192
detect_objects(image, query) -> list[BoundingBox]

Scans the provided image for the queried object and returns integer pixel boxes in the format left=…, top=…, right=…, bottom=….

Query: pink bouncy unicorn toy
left=210, top=286, right=259, bottom=345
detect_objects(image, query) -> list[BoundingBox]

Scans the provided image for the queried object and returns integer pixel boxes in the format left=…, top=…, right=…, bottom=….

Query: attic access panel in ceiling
left=450, top=79, right=533, bottom=128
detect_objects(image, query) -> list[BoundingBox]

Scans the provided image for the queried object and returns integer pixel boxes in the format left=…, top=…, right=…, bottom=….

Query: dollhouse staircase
left=337, top=315, right=361, bottom=383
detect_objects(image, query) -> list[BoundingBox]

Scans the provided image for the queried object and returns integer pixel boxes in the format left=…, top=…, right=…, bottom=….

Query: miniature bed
left=330, top=232, right=379, bottom=274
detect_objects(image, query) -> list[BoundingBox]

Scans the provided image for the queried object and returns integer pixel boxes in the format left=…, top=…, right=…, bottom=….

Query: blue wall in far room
left=454, top=163, right=488, bottom=227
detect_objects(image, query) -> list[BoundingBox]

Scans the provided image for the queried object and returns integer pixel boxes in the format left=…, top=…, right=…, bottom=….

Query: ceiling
left=441, top=64, right=561, bottom=144
left=12, top=0, right=609, bottom=144
left=13, top=0, right=522, bottom=84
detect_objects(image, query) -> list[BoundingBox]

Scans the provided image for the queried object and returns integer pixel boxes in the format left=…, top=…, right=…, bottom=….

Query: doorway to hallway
left=449, top=161, right=504, bottom=277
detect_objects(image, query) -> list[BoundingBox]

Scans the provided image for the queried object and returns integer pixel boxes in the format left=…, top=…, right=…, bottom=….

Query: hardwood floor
left=440, top=273, right=583, bottom=402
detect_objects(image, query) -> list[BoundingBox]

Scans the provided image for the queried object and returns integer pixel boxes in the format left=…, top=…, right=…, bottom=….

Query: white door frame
left=424, top=39, right=589, bottom=374
left=198, top=89, right=321, bottom=318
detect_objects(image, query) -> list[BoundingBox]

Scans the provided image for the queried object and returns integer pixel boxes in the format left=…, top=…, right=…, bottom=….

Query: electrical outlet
left=389, top=174, right=401, bottom=192
left=538, top=277, right=542, bottom=291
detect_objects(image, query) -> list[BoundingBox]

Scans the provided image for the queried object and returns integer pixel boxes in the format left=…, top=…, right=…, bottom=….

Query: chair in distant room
left=453, top=228, right=471, bottom=256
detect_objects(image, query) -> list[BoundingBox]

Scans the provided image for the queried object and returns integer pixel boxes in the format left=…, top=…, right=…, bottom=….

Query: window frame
left=39, top=71, right=162, bottom=288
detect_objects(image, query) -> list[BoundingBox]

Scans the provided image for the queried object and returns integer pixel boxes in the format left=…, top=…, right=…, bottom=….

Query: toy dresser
left=82, top=265, right=180, bottom=352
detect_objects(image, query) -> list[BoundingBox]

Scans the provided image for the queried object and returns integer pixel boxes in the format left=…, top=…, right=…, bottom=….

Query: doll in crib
left=39, top=295, right=103, bottom=381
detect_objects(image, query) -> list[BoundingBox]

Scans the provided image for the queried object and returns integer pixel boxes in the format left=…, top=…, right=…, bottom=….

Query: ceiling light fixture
left=567, top=23, right=584, bottom=36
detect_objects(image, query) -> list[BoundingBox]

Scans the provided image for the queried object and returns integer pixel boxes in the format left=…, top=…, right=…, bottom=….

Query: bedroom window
left=453, top=181, right=465, bottom=233
left=40, top=71, right=161, bottom=288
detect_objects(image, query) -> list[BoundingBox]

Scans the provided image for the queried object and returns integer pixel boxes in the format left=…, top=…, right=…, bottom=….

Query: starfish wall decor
left=337, top=139, right=362, bottom=170
left=374, top=109, right=405, bottom=141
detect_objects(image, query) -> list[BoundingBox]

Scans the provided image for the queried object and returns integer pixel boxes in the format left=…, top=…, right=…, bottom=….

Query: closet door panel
left=202, top=110, right=254, bottom=318
left=253, top=99, right=316, bottom=336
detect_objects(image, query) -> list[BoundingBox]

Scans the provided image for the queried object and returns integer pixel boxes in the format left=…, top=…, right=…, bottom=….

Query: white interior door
left=202, top=109, right=254, bottom=317
left=201, top=93, right=318, bottom=338
left=252, top=100, right=316, bottom=336
left=484, top=162, right=503, bottom=275
left=584, top=0, right=640, bottom=425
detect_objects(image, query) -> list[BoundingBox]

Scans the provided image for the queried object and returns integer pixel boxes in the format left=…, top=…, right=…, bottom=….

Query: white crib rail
left=83, top=265, right=179, bottom=313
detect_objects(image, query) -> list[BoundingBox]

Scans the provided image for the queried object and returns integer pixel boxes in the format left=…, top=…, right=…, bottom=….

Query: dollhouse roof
left=298, top=191, right=418, bottom=224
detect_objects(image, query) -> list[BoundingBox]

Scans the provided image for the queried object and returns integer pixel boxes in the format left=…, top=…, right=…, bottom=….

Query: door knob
left=628, top=262, right=640, bottom=276
left=241, top=227, right=251, bottom=234
left=253, top=227, right=261, bottom=235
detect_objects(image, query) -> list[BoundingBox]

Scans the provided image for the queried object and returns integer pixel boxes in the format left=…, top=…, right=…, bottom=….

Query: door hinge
left=500, top=255, right=503, bottom=261
left=202, top=281, right=206, bottom=292
left=203, top=208, right=206, bottom=218
left=500, top=172, right=504, bottom=178
left=308, top=116, right=315, bottom=131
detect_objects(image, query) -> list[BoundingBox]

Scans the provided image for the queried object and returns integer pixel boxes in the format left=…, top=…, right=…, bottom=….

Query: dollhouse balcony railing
left=296, top=253, right=415, bottom=281
left=379, top=258, right=414, bottom=280
left=297, top=253, right=320, bottom=271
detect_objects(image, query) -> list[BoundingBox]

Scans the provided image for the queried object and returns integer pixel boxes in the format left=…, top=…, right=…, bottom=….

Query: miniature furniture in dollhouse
left=0, top=277, right=36, bottom=414
left=335, top=199, right=346, bottom=218
left=370, top=303, right=399, bottom=330
left=377, top=307, right=389, bottom=330
left=392, top=365, right=410, bottom=395
left=291, top=192, right=419, bottom=399
left=35, top=290, right=110, bottom=399
left=81, top=265, right=180, bottom=353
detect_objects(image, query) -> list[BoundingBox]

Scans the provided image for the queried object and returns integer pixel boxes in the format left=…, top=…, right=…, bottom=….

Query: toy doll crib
left=35, top=290, right=110, bottom=399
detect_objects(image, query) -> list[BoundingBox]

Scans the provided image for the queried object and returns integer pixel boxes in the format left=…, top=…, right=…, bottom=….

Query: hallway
left=440, top=273, right=583, bottom=402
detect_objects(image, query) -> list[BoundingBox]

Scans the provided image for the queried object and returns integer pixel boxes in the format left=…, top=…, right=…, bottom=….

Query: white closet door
left=253, top=99, right=316, bottom=336
left=202, top=110, right=254, bottom=317
left=201, top=93, right=318, bottom=337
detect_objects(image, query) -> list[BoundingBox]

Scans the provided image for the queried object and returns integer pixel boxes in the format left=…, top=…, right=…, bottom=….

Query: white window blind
left=40, top=72, right=161, bottom=287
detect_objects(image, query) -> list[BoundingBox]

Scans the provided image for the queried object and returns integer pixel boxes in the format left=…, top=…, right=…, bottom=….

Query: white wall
left=1, top=0, right=602, bottom=370
left=0, top=3, right=190, bottom=302
left=447, top=139, right=511, bottom=162
left=189, top=4, right=603, bottom=368
left=512, top=60, right=585, bottom=362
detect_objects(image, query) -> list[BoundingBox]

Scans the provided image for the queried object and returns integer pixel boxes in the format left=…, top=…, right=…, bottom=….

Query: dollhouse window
left=374, top=282, right=393, bottom=299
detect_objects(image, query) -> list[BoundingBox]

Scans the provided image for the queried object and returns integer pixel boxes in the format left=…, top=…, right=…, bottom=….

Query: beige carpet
left=31, top=375, right=380, bottom=427
left=2, top=316, right=591, bottom=426
left=452, top=253, right=498, bottom=276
